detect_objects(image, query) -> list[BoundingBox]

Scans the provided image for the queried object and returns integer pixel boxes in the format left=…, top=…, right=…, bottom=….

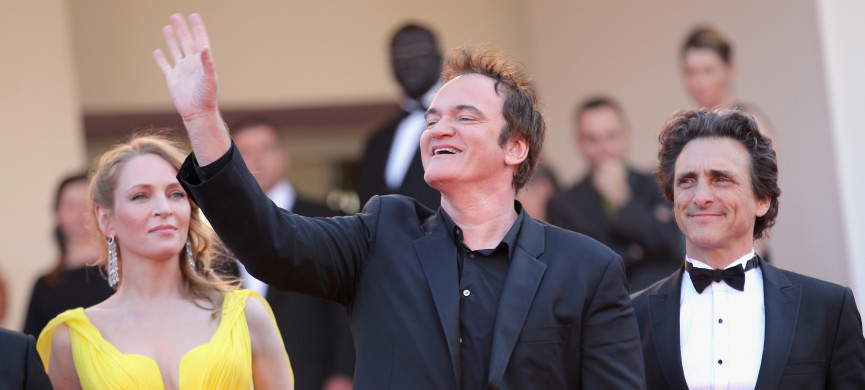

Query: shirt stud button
left=718, top=360, right=723, bottom=365
left=463, top=289, right=470, bottom=297
left=718, top=318, right=723, bottom=324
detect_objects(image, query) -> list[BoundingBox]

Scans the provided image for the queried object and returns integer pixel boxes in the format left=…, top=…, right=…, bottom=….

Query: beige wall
left=0, top=0, right=86, bottom=330
left=525, top=0, right=850, bottom=287
left=70, top=1, right=529, bottom=113
left=3, top=0, right=857, bottom=332
left=817, top=0, right=865, bottom=312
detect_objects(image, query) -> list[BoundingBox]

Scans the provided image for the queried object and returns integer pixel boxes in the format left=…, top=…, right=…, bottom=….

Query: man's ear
left=95, top=205, right=114, bottom=238
left=504, top=136, right=529, bottom=167
left=755, top=196, right=771, bottom=218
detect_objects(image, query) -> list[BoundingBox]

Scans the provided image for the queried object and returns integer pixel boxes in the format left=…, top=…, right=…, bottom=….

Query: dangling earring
left=186, top=238, right=197, bottom=273
left=107, top=236, right=119, bottom=288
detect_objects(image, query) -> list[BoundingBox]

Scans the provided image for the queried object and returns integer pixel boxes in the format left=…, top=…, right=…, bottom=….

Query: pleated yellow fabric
left=37, top=289, right=293, bottom=389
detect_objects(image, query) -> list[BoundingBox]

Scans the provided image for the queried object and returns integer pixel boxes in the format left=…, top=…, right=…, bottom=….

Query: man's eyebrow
left=455, top=105, right=484, bottom=117
left=424, top=107, right=439, bottom=120
left=675, top=171, right=696, bottom=181
left=708, top=169, right=733, bottom=177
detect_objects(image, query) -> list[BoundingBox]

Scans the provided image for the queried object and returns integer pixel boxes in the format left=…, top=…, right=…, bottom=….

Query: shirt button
left=469, top=253, right=476, bottom=259
left=718, top=318, right=724, bottom=324
left=463, top=289, right=471, bottom=297
left=718, top=360, right=723, bottom=365
left=459, top=338, right=463, bottom=344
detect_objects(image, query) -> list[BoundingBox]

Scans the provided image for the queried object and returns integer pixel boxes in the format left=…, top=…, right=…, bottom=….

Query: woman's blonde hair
left=88, top=132, right=238, bottom=314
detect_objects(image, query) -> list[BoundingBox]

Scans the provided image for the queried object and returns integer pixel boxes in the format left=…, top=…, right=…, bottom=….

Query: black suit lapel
left=648, top=270, right=689, bottom=389
left=487, top=217, right=547, bottom=386
left=413, top=214, right=462, bottom=387
left=755, top=261, right=801, bottom=390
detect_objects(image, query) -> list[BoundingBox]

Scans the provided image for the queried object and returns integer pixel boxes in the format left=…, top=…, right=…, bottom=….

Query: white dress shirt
left=680, top=250, right=765, bottom=390
left=239, top=180, right=296, bottom=297
left=384, top=86, right=439, bottom=190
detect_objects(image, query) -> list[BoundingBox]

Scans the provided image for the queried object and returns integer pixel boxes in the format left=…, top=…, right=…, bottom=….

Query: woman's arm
left=47, top=324, right=82, bottom=390
left=246, top=296, right=294, bottom=390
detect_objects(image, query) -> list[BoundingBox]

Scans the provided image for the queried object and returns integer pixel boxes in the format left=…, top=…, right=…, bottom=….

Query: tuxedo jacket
left=547, top=170, right=684, bottom=292
left=266, top=196, right=355, bottom=390
left=631, top=261, right=865, bottom=390
left=178, top=145, right=645, bottom=389
left=0, top=329, right=52, bottom=390
left=357, top=111, right=441, bottom=211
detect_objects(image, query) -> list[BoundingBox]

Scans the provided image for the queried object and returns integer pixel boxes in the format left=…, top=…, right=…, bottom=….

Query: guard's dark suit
left=357, top=111, right=441, bottom=211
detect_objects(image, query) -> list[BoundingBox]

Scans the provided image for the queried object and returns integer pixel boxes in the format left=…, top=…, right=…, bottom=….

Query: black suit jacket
left=266, top=196, right=355, bottom=390
left=631, top=261, right=865, bottom=390
left=0, top=329, right=52, bottom=390
left=547, top=170, right=684, bottom=292
left=178, top=145, right=645, bottom=389
left=357, top=111, right=441, bottom=211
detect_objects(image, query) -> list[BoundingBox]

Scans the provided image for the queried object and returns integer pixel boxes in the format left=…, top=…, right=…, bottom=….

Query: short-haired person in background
left=681, top=27, right=773, bottom=138
left=37, top=135, right=294, bottom=389
left=632, top=108, right=865, bottom=389
left=23, top=174, right=114, bottom=336
left=548, top=97, right=684, bottom=291
left=357, top=23, right=443, bottom=210
left=154, top=13, right=644, bottom=389
left=231, top=118, right=354, bottom=390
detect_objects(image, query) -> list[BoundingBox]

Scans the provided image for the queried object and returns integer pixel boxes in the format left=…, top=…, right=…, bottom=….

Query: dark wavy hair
left=656, top=108, right=780, bottom=239
left=441, top=47, right=545, bottom=192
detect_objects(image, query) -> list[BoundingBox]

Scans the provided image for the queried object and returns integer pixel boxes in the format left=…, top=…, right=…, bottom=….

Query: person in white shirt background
left=231, top=118, right=355, bottom=390
left=631, top=108, right=865, bottom=390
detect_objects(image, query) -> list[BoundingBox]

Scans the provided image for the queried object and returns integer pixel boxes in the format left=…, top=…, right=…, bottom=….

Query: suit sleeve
left=827, top=287, right=865, bottom=389
left=24, top=334, right=53, bottom=390
left=580, top=254, right=646, bottom=389
left=178, top=144, right=378, bottom=304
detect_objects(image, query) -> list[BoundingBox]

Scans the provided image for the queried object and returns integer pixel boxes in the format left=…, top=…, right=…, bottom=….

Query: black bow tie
left=685, top=257, right=759, bottom=293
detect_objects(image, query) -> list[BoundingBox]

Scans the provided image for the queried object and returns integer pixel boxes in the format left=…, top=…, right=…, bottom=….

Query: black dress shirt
left=442, top=206, right=524, bottom=390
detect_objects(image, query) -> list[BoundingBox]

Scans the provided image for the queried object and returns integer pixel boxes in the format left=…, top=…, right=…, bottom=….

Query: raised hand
left=153, top=13, right=230, bottom=165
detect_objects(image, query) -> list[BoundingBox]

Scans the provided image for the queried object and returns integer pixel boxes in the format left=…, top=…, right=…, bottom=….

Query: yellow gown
left=37, top=289, right=293, bottom=389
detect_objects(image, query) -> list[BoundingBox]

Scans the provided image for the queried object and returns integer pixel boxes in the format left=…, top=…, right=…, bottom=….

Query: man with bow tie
left=631, top=108, right=865, bottom=389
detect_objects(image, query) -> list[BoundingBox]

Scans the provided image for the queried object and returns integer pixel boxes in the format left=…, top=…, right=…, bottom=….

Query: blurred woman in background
left=681, top=26, right=774, bottom=138
left=22, top=173, right=114, bottom=336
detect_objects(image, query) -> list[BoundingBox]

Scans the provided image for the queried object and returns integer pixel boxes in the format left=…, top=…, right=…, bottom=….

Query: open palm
left=153, top=13, right=219, bottom=122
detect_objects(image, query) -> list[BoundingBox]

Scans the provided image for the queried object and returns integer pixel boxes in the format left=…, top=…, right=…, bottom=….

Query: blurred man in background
left=547, top=97, right=683, bottom=291
left=357, top=23, right=443, bottom=210
left=232, top=118, right=355, bottom=390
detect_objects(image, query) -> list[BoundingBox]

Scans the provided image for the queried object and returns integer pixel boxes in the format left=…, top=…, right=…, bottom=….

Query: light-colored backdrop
left=1, top=0, right=861, bottom=332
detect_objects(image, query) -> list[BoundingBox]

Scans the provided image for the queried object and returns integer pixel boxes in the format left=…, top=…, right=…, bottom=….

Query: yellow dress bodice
left=37, top=289, right=293, bottom=389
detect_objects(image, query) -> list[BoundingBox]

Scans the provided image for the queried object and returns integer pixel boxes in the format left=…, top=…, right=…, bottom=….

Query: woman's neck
left=111, top=252, right=187, bottom=305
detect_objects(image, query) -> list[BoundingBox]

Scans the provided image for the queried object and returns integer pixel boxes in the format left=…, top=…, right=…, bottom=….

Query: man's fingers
left=170, top=13, right=195, bottom=57
left=153, top=49, right=171, bottom=75
left=162, top=25, right=182, bottom=64
left=189, top=13, right=211, bottom=52
left=201, top=47, right=216, bottom=78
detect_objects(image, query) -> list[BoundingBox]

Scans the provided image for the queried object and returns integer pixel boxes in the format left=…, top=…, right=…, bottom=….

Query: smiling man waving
left=155, top=13, right=644, bottom=389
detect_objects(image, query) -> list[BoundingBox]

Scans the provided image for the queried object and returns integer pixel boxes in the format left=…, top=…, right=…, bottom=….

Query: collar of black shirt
left=439, top=200, right=525, bottom=259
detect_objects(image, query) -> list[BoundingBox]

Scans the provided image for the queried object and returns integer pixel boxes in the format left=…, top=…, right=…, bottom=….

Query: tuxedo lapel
left=755, top=262, right=801, bottom=390
left=487, top=218, right=546, bottom=386
left=413, top=214, right=462, bottom=387
left=648, top=270, right=689, bottom=389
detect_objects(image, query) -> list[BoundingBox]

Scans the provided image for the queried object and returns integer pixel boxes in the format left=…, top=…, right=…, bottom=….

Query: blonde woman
left=37, top=135, right=294, bottom=389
